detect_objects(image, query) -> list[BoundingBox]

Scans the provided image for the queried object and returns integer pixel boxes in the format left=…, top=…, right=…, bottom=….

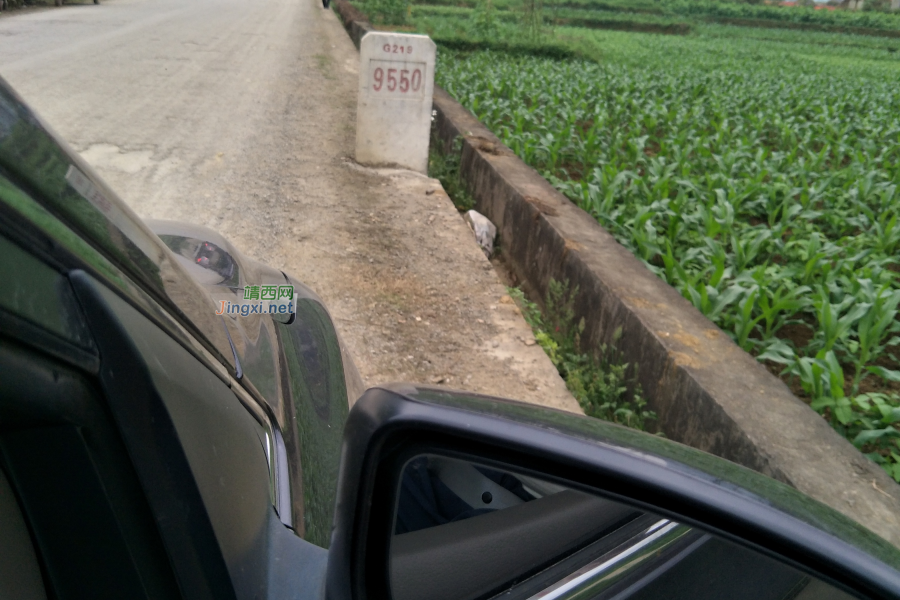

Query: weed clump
left=427, top=135, right=475, bottom=212
left=509, top=280, right=656, bottom=431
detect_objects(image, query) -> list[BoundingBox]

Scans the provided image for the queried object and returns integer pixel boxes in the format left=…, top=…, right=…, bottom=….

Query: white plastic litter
left=463, top=210, right=497, bottom=258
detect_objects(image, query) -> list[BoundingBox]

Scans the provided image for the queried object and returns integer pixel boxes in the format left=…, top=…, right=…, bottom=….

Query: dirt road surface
left=0, top=0, right=579, bottom=412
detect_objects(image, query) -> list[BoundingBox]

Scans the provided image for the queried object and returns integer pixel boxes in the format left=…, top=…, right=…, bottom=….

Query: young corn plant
left=834, top=282, right=899, bottom=379
left=851, top=393, right=900, bottom=483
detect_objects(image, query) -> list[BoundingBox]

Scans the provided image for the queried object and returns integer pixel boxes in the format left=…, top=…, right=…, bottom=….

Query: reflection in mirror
left=389, top=455, right=859, bottom=600
left=394, top=455, right=569, bottom=535
left=158, top=235, right=240, bottom=288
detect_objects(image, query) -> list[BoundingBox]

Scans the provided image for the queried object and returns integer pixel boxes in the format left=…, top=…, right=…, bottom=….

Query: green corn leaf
left=881, top=408, right=900, bottom=426
left=866, top=365, right=900, bottom=383
left=756, top=339, right=796, bottom=365
left=810, top=396, right=834, bottom=412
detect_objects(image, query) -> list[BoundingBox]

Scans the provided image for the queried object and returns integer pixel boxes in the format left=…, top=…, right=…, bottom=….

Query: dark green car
left=0, top=75, right=898, bottom=600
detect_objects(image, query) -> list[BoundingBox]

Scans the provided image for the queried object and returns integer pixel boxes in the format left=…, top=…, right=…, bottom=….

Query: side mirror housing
left=325, top=385, right=900, bottom=600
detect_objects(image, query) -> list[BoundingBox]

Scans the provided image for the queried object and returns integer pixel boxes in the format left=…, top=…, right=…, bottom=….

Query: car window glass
left=389, top=455, right=861, bottom=600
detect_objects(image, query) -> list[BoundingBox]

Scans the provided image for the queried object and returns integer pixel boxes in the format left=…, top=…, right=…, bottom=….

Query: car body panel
left=145, top=219, right=364, bottom=426
left=147, top=219, right=362, bottom=544
left=0, top=213, right=332, bottom=598
left=75, top=270, right=321, bottom=599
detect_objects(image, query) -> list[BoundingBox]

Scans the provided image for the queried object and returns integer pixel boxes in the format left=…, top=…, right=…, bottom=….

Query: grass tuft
left=427, top=134, right=475, bottom=212
left=509, top=281, right=657, bottom=432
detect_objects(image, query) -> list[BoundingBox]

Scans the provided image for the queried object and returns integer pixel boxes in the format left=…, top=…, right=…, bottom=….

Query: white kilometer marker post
left=355, top=32, right=436, bottom=174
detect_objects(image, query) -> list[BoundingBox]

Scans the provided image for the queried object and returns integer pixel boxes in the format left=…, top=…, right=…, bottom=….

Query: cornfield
left=436, top=36, right=900, bottom=482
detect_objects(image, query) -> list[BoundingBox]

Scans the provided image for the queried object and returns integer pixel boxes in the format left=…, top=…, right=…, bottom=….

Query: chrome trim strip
left=274, top=427, right=292, bottom=528
left=232, top=378, right=291, bottom=523
left=527, top=519, right=690, bottom=600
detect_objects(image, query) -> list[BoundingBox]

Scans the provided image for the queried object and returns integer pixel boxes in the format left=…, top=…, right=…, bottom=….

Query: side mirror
left=325, top=385, right=900, bottom=600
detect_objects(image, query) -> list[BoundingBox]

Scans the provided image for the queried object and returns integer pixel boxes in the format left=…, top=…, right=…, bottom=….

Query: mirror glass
left=389, top=454, right=858, bottom=600
left=158, top=234, right=240, bottom=288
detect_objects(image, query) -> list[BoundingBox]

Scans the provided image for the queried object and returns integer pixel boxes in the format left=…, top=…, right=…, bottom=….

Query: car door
left=0, top=176, right=328, bottom=599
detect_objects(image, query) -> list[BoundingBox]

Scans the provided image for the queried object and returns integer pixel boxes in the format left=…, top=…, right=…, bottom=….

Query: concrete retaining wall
left=332, top=0, right=373, bottom=48
left=333, top=3, right=900, bottom=546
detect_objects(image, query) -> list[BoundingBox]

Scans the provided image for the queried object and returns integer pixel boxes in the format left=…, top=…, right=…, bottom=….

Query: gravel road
left=0, top=0, right=579, bottom=412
